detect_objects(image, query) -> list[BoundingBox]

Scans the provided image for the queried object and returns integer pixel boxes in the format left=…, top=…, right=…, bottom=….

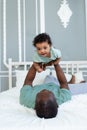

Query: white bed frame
left=8, top=58, right=87, bottom=89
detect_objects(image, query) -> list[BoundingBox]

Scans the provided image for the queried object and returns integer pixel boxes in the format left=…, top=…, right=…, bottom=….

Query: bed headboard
left=8, top=58, right=87, bottom=89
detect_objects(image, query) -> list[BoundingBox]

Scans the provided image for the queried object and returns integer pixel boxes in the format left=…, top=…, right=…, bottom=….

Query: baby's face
left=36, top=42, right=51, bottom=57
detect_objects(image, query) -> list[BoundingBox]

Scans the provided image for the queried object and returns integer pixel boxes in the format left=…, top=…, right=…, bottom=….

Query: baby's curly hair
left=33, top=33, right=52, bottom=47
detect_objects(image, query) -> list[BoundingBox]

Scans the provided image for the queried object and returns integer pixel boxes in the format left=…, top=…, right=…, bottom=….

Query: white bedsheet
left=0, top=87, right=87, bottom=130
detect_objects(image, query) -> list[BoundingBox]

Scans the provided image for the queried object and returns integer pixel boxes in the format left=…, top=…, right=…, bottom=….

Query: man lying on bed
left=20, top=60, right=71, bottom=119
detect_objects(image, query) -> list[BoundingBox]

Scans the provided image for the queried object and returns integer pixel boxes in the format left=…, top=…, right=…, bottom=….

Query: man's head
left=35, top=89, right=58, bottom=119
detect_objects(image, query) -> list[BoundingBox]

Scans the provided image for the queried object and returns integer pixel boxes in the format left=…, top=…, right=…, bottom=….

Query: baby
left=33, top=33, right=61, bottom=72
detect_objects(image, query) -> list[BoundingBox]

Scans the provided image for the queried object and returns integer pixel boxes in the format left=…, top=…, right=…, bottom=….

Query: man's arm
left=54, top=64, right=69, bottom=90
left=24, top=64, right=36, bottom=86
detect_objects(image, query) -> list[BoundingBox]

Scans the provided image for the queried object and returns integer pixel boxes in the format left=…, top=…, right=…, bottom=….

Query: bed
left=0, top=59, right=87, bottom=130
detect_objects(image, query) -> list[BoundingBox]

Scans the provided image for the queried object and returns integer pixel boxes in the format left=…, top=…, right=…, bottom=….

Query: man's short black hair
left=35, top=90, right=58, bottom=119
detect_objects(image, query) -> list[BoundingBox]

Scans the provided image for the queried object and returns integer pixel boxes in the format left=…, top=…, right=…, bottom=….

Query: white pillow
left=51, top=70, right=72, bottom=82
left=15, top=70, right=28, bottom=88
left=33, top=69, right=50, bottom=85
left=64, top=73, right=72, bottom=82
left=52, top=70, right=84, bottom=83
left=74, top=71, right=84, bottom=83
left=15, top=69, right=50, bottom=87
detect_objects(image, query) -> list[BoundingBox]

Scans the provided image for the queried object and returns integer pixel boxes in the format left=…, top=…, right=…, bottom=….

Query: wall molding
left=40, top=0, right=45, bottom=33
left=2, top=0, right=87, bottom=68
left=85, top=0, right=87, bottom=57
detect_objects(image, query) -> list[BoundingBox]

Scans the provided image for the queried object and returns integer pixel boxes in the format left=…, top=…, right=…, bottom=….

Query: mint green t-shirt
left=20, top=83, right=71, bottom=108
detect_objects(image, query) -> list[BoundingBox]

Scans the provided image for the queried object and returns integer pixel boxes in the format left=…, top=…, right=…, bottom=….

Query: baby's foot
left=37, top=68, right=43, bottom=73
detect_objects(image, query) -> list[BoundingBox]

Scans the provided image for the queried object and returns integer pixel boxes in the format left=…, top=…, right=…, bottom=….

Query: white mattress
left=0, top=86, right=87, bottom=130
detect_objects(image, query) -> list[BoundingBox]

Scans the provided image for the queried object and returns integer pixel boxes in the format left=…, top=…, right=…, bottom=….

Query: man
left=20, top=61, right=71, bottom=119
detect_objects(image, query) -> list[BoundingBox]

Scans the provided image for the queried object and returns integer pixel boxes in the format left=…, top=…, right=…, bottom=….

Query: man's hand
left=53, top=58, right=61, bottom=65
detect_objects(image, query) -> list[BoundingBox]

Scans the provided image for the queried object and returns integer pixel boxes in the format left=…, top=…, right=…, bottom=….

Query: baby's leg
left=33, top=62, right=43, bottom=72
